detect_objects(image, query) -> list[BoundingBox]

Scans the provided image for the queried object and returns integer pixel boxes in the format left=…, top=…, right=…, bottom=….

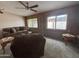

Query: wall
left=25, top=4, right=79, bottom=41
left=0, top=12, right=25, bottom=29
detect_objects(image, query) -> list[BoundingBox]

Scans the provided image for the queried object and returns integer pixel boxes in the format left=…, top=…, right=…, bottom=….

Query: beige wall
left=0, top=12, right=25, bottom=29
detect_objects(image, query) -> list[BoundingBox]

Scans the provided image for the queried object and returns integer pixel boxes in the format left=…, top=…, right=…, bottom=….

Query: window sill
left=46, top=29, right=66, bottom=31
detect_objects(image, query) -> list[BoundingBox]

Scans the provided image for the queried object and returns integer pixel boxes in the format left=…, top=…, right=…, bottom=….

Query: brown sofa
left=2, top=27, right=27, bottom=37
left=10, top=33, right=46, bottom=58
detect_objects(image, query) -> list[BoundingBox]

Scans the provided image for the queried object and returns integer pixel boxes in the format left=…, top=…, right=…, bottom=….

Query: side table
left=0, top=37, right=14, bottom=54
left=62, top=33, right=76, bottom=45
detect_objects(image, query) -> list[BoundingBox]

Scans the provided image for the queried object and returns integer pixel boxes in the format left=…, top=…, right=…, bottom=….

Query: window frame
left=27, top=18, right=38, bottom=28
left=47, top=14, right=67, bottom=30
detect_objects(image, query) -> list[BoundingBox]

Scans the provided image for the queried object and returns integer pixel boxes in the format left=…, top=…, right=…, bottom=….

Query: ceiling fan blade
left=19, top=1, right=27, bottom=8
left=26, top=2, right=29, bottom=7
left=0, top=8, right=4, bottom=10
left=0, top=8, right=4, bottom=14
left=30, top=5, right=38, bottom=8
left=16, top=7, right=25, bottom=9
left=30, top=8, right=37, bottom=12
left=0, top=11, right=3, bottom=14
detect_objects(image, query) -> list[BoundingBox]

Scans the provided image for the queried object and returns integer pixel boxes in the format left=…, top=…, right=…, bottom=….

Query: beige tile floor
left=43, top=37, right=79, bottom=58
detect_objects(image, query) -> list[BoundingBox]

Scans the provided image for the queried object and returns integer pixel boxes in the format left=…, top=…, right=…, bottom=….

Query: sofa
left=1, top=27, right=27, bottom=37
left=10, top=33, right=46, bottom=58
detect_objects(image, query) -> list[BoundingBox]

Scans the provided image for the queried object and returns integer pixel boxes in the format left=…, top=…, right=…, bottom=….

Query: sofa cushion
left=19, top=27, right=26, bottom=31
left=11, top=28, right=16, bottom=33
left=3, top=28, right=10, bottom=33
left=0, top=29, right=3, bottom=39
left=14, top=27, right=19, bottom=32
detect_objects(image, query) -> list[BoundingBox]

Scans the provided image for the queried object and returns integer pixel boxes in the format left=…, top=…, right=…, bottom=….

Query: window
left=47, top=16, right=56, bottom=29
left=56, top=15, right=67, bottom=29
left=27, top=18, right=38, bottom=28
left=47, top=14, right=67, bottom=30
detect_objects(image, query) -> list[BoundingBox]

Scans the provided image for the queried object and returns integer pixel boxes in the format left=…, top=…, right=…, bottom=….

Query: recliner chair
left=10, top=33, right=46, bottom=58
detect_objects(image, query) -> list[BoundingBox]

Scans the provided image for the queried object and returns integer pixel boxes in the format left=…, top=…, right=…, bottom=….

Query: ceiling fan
left=17, top=1, right=38, bottom=12
left=0, top=8, right=4, bottom=14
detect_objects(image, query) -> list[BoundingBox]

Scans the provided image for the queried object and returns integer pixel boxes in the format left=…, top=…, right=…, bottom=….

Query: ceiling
left=0, top=1, right=79, bottom=16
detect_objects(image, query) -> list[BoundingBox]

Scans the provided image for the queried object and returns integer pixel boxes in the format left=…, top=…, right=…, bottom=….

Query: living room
left=0, top=1, right=79, bottom=58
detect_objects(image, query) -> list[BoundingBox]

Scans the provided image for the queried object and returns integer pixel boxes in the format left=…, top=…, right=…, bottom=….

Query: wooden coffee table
left=0, top=37, right=14, bottom=54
